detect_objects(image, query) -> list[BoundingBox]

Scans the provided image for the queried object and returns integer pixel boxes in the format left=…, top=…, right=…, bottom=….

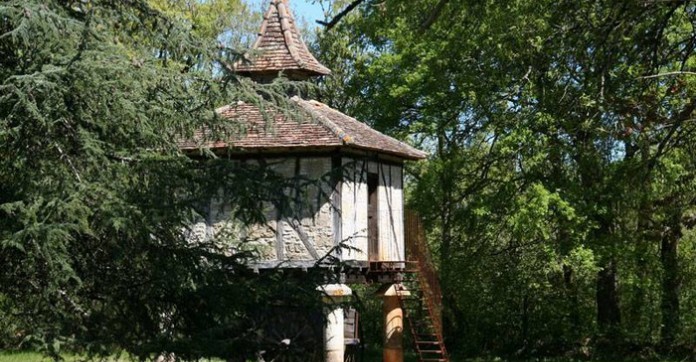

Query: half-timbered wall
left=190, top=157, right=333, bottom=263
left=190, top=156, right=406, bottom=266
left=274, top=157, right=334, bottom=260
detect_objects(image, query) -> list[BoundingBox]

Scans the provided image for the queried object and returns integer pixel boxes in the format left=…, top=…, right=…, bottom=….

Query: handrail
left=404, top=209, right=444, bottom=338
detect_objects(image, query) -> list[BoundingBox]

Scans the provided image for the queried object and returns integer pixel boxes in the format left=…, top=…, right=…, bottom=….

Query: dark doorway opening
left=367, top=173, right=379, bottom=261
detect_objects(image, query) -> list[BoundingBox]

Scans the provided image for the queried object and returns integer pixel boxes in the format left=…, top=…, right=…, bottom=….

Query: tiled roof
left=294, top=98, right=428, bottom=160
left=234, top=0, right=331, bottom=77
left=180, top=97, right=427, bottom=160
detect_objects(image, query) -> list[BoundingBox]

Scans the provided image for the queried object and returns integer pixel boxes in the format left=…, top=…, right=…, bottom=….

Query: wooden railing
left=404, top=209, right=444, bottom=339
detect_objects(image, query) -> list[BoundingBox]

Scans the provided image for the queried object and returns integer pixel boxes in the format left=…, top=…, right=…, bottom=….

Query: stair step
left=400, top=265, right=449, bottom=362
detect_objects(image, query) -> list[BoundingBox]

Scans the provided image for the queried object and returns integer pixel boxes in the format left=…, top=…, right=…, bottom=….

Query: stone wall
left=279, top=157, right=334, bottom=260
left=189, top=157, right=335, bottom=263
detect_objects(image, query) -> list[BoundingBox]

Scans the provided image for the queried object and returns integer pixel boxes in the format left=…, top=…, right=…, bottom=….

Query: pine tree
left=0, top=1, right=326, bottom=359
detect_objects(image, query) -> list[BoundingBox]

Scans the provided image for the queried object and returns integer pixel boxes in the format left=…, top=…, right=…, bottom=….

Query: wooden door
left=368, top=173, right=379, bottom=261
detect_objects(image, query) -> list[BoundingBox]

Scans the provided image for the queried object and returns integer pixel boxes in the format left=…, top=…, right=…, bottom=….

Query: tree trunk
left=574, top=131, right=622, bottom=337
left=436, top=127, right=452, bottom=280
left=550, top=135, right=581, bottom=336
left=630, top=192, right=653, bottom=331
left=563, top=265, right=581, bottom=337
left=596, top=258, right=621, bottom=334
left=660, top=211, right=681, bottom=345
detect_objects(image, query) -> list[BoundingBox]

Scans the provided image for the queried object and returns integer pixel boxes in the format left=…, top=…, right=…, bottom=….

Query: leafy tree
left=315, top=0, right=696, bottom=358
left=147, top=0, right=261, bottom=48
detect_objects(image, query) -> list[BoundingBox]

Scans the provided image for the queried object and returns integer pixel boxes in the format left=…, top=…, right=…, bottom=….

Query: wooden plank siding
left=341, top=158, right=368, bottom=261
left=372, top=161, right=405, bottom=261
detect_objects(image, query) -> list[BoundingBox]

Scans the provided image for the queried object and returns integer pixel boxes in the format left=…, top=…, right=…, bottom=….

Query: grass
left=0, top=351, right=135, bottom=362
left=0, top=352, right=238, bottom=362
left=0, top=352, right=72, bottom=362
left=0, top=352, right=46, bottom=362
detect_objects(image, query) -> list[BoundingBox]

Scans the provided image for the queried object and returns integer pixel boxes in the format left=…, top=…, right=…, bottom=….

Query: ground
left=0, top=350, right=685, bottom=362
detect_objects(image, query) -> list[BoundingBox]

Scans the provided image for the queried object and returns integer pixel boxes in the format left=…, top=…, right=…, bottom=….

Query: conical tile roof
left=234, top=0, right=331, bottom=78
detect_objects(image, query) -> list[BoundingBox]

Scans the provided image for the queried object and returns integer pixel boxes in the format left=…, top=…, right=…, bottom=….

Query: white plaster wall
left=341, top=158, right=368, bottom=261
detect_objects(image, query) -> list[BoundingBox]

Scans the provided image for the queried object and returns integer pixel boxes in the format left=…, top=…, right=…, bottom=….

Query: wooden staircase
left=400, top=211, right=449, bottom=362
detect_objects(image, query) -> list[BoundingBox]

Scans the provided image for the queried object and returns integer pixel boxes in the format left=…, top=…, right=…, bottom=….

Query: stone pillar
left=317, top=283, right=352, bottom=362
left=376, top=284, right=410, bottom=362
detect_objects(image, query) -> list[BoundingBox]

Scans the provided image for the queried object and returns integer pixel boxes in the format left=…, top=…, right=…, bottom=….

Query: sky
left=292, top=0, right=326, bottom=25
left=244, top=0, right=326, bottom=27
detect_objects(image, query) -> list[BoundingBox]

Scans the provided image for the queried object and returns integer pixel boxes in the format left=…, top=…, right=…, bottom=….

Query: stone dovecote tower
left=181, top=0, right=426, bottom=269
left=180, top=1, right=438, bottom=361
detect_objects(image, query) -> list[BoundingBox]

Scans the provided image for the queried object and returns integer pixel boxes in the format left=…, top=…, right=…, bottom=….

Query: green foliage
left=146, top=0, right=261, bottom=48
left=0, top=0, right=334, bottom=360
left=315, top=0, right=696, bottom=358
left=148, top=0, right=242, bottom=41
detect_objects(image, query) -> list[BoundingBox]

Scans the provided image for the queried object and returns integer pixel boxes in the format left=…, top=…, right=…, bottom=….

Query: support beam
left=275, top=212, right=285, bottom=260
left=284, top=217, right=320, bottom=259
left=317, top=284, right=352, bottom=362
left=331, top=156, right=342, bottom=255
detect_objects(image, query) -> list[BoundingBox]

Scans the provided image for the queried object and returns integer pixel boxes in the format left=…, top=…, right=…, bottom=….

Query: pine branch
left=639, top=71, right=696, bottom=79
left=54, top=142, right=82, bottom=183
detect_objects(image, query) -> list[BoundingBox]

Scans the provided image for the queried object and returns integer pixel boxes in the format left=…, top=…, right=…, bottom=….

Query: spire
left=234, top=0, right=331, bottom=81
